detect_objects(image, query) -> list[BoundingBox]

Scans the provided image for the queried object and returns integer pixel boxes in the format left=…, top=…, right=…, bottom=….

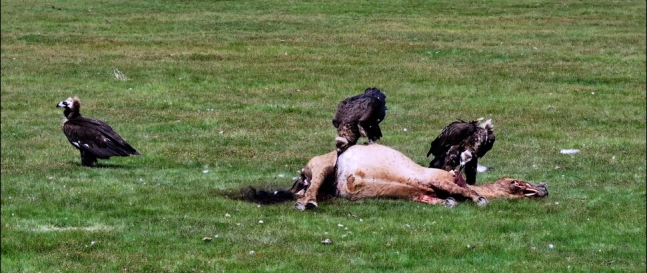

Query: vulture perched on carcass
left=57, top=97, right=140, bottom=166
left=332, top=87, right=387, bottom=154
left=427, top=118, right=495, bottom=186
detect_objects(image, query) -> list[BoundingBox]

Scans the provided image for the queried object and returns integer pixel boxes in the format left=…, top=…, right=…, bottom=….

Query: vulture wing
left=63, top=117, right=140, bottom=158
left=333, top=88, right=387, bottom=128
left=357, top=96, right=384, bottom=124
left=476, top=128, right=495, bottom=158
left=333, top=95, right=375, bottom=126
left=332, top=99, right=352, bottom=128
left=363, top=88, right=387, bottom=122
left=427, top=121, right=476, bottom=157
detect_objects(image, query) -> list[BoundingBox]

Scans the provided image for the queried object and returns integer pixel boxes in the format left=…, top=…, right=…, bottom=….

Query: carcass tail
left=240, top=186, right=296, bottom=204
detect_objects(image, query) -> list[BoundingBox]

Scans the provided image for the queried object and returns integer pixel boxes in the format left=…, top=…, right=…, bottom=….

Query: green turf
left=2, top=0, right=645, bottom=272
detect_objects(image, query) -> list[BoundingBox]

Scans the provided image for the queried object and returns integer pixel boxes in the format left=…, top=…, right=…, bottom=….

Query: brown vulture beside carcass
left=332, top=87, right=387, bottom=154
left=427, top=118, right=495, bottom=185
left=57, top=97, right=140, bottom=166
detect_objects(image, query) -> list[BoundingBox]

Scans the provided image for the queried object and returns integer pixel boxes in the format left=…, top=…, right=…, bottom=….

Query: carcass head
left=494, top=178, right=549, bottom=198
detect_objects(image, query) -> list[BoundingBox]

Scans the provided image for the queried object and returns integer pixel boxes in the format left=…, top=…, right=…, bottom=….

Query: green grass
left=2, top=0, right=645, bottom=272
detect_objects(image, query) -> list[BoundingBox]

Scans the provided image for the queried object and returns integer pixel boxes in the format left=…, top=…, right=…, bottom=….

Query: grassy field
left=2, top=0, right=645, bottom=272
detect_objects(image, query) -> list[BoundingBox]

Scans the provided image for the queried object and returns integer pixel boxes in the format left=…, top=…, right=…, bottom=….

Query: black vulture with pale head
left=57, top=97, right=140, bottom=166
left=427, top=118, right=495, bottom=185
left=332, top=87, right=387, bottom=154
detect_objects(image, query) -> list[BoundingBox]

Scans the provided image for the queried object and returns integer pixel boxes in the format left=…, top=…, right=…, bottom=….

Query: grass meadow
left=1, top=0, right=645, bottom=272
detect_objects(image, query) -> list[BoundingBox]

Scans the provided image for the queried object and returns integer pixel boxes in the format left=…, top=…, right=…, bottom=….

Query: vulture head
left=459, top=150, right=473, bottom=171
left=57, top=96, right=81, bottom=119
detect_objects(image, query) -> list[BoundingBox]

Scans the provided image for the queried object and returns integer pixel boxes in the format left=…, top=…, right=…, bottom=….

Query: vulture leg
left=80, top=150, right=97, bottom=167
left=357, top=124, right=369, bottom=143
left=464, top=158, right=479, bottom=185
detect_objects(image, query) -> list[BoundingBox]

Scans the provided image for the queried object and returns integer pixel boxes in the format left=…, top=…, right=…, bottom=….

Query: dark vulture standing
left=332, top=87, right=387, bottom=154
left=57, top=97, right=140, bottom=166
left=427, top=118, right=495, bottom=185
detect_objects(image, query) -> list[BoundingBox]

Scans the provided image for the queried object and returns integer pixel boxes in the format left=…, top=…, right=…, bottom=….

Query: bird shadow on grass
left=220, top=185, right=297, bottom=205
left=67, top=161, right=138, bottom=169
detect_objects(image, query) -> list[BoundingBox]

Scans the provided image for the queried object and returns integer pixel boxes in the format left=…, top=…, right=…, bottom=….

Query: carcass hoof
left=306, top=201, right=318, bottom=209
left=295, top=201, right=318, bottom=211
left=476, top=196, right=488, bottom=207
left=444, top=197, right=457, bottom=208
left=294, top=202, right=306, bottom=211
